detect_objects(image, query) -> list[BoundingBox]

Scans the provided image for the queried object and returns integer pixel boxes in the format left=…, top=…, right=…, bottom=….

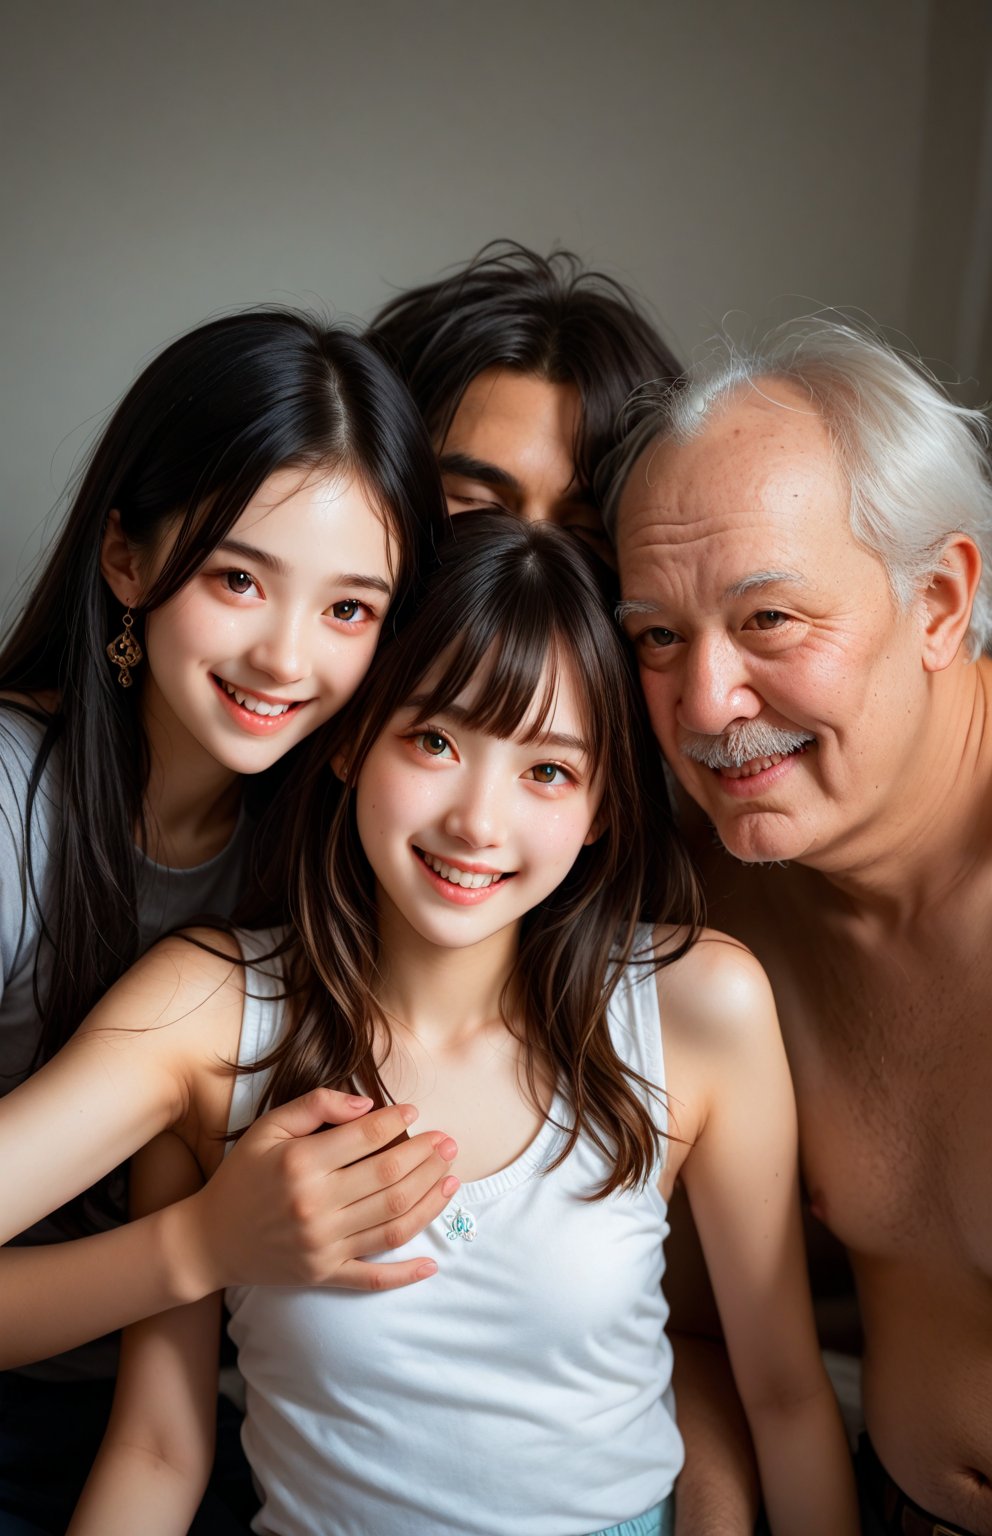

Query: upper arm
left=0, top=930, right=244, bottom=1244
left=662, top=935, right=821, bottom=1412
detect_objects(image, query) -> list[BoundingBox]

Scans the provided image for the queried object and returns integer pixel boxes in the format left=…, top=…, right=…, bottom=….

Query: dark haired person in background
left=368, top=241, right=682, bottom=548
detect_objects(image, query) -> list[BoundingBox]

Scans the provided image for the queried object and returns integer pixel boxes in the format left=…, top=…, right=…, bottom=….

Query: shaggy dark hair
left=368, top=240, right=682, bottom=492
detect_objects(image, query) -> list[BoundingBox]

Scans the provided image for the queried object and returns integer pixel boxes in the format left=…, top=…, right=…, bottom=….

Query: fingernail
left=437, top=1138, right=458, bottom=1161
left=400, top=1104, right=419, bottom=1125
left=416, top=1261, right=438, bottom=1279
left=441, top=1175, right=460, bottom=1197
left=347, top=1095, right=373, bottom=1109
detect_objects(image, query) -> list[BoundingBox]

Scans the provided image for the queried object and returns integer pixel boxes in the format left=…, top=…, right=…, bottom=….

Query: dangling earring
left=106, top=607, right=143, bottom=688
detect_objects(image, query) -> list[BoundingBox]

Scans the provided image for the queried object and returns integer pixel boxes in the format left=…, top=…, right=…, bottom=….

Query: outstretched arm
left=0, top=1088, right=457, bottom=1368
left=665, top=940, right=857, bottom=1536
left=1, top=935, right=459, bottom=1368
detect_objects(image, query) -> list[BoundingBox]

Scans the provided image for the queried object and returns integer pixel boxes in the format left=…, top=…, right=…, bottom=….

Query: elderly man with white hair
left=609, top=320, right=992, bottom=1536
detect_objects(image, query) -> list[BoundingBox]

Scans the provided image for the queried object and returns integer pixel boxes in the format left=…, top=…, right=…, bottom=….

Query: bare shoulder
left=654, top=926, right=793, bottom=1153
left=76, top=927, right=247, bottom=1057
left=653, top=923, right=780, bottom=1060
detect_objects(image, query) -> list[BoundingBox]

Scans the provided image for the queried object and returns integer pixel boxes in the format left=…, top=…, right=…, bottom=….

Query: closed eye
left=444, top=489, right=511, bottom=517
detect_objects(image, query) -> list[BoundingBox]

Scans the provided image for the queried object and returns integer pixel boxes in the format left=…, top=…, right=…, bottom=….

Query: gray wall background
left=3, top=0, right=991, bottom=618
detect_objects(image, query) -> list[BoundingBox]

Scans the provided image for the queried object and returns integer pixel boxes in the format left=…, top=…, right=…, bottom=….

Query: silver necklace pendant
left=443, top=1205, right=477, bottom=1242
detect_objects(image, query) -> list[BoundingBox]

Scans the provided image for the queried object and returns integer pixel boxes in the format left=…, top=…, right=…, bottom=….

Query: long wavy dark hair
left=367, top=240, right=683, bottom=493
left=253, top=512, right=703, bottom=1197
left=0, top=308, right=447, bottom=1074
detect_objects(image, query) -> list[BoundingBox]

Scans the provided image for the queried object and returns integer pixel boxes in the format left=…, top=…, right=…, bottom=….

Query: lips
left=419, top=850, right=507, bottom=889
left=211, top=674, right=309, bottom=734
left=708, top=742, right=812, bottom=800
left=215, top=676, right=302, bottom=716
left=412, top=846, right=514, bottom=904
left=719, top=745, right=807, bottom=779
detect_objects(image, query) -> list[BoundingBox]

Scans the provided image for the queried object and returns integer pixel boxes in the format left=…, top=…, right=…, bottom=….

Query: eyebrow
left=406, top=696, right=590, bottom=756
left=615, top=570, right=808, bottom=625
left=723, top=569, right=808, bottom=599
left=615, top=599, right=659, bottom=625
left=438, top=452, right=597, bottom=510
left=215, top=539, right=392, bottom=595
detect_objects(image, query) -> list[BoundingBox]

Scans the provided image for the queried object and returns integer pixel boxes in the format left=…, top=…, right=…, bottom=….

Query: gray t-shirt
left=0, top=706, right=251, bottom=1378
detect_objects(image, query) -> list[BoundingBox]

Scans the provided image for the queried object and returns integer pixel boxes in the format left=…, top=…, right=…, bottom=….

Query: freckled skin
left=617, top=383, right=992, bottom=1530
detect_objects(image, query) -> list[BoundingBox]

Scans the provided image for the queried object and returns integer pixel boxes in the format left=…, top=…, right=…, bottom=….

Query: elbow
left=740, top=1366, right=836, bottom=1424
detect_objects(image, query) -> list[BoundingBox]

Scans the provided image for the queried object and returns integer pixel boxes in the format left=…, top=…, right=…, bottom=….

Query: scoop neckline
left=135, top=799, right=248, bottom=877
left=454, top=1089, right=570, bottom=1203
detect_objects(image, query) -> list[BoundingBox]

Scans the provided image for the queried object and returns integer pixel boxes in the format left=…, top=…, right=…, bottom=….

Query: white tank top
left=227, top=929, right=684, bottom=1536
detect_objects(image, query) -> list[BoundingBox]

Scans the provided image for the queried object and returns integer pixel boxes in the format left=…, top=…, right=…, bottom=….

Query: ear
left=100, top=510, right=144, bottom=606
left=582, top=805, right=608, bottom=846
left=919, top=534, right=982, bottom=672
left=330, top=748, right=350, bottom=783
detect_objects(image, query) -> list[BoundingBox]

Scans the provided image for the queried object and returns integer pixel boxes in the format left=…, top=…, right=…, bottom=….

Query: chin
left=713, top=810, right=815, bottom=867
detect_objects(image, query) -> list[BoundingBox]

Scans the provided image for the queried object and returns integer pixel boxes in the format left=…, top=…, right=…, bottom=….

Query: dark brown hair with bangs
left=254, top=511, right=702, bottom=1196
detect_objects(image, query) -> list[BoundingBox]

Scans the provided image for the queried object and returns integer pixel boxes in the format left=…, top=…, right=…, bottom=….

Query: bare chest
left=715, top=867, right=992, bottom=1274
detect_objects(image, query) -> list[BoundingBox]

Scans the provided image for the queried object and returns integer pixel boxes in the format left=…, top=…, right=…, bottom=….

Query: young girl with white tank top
left=2, top=514, right=858, bottom=1536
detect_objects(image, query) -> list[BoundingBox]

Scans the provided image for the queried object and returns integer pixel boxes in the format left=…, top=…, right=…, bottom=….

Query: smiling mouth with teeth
left=215, top=676, right=302, bottom=718
left=718, top=743, right=811, bottom=779
left=414, top=848, right=513, bottom=889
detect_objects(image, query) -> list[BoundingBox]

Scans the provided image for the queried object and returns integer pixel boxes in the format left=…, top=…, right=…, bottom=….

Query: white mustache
left=680, top=721, right=815, bottom=770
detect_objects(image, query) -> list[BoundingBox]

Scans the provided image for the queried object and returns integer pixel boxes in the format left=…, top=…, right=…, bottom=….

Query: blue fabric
left=589, top=1497, right=674, bottom=1536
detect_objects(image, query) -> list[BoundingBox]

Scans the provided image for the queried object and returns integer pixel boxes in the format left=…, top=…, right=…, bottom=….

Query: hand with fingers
left=185, top=1086, right=459, bottom=1295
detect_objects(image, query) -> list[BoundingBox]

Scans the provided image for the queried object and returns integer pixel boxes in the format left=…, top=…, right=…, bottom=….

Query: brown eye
left=224, top=571, right=254, bottom=595
left=528, top=763, right=569, bottom=786
left=752, top=610, right=787, bottom=629
left=332, top=599, right=363, bottom=621
left=641, top=627, right=678, bottom=648
left=419, top=732, right=449, bottom=756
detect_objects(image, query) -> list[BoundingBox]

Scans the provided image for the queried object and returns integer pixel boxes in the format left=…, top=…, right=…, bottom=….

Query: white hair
left=603, top=316, right=992, bottom=657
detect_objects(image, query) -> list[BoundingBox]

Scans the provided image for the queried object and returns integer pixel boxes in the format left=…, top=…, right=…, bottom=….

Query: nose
left=247, top=606, right=311, bottom=686
left=676, top=632, right=764, bottom=736
left=441, top=770, right=506, bottom=851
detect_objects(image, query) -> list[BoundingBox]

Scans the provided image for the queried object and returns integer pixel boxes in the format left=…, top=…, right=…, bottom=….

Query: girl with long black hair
left=3, top=514, right=857, bottom=1535
left=0, top=309, right=455, bottom=1532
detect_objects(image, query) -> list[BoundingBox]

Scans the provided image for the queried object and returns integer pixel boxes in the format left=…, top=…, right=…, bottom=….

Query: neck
left=139, top=680, right=241, bottom=868
left=807, top=654, right=992, bottom=923
left=374, top=890, right=520, bottom=1052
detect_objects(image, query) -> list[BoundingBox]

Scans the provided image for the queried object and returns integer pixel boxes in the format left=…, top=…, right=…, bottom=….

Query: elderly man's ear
left=920, top=535, right=983, bottom=670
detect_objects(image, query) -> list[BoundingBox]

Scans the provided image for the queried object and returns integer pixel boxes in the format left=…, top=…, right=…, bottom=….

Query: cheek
left=638, top=668, right=678, bottom=750
left=144, top=592, right=231, bottom=664
left=524, top=799, right=597, bottom=872
left=320, top=632, right=382, bottom=710
left=355, top=759, right=421, bottom=847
